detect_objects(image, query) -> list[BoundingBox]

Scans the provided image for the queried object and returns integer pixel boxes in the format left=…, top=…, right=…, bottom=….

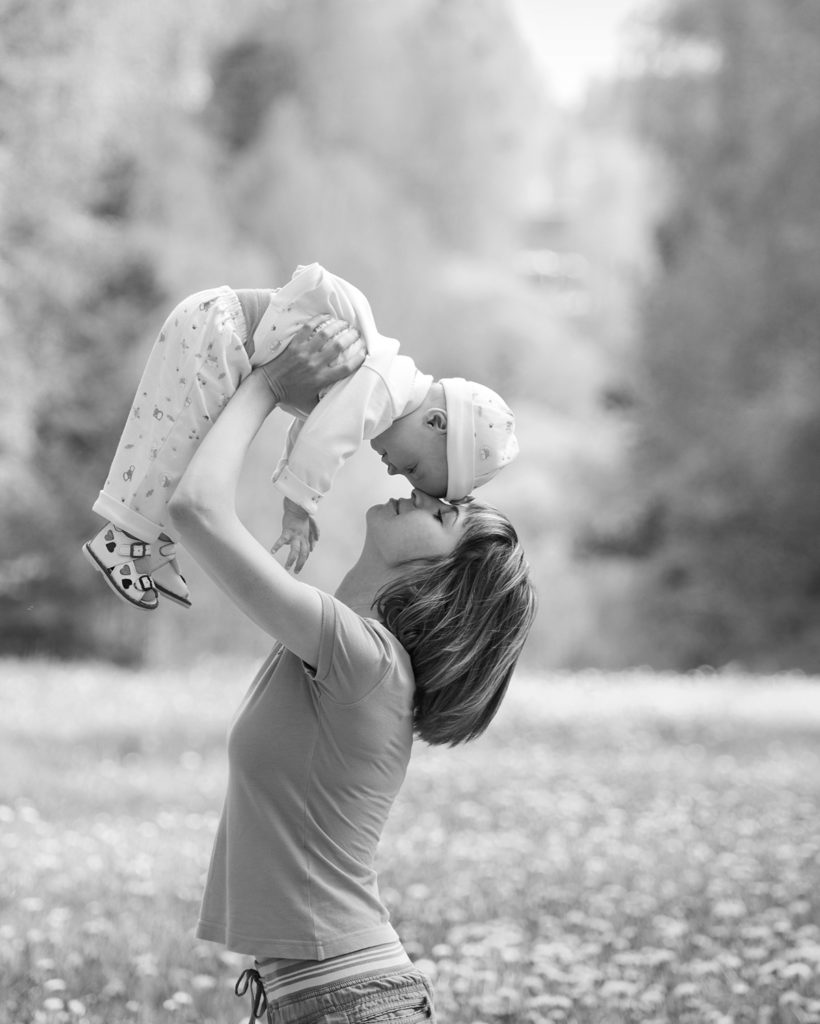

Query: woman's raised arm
left=168, top=318, right=363, bottom=664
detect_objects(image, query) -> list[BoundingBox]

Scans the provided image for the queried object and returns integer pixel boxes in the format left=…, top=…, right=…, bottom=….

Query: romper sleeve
left=271, top=364, right=396, bottom=516
left=271, top=417, right=304, bottom=493
left=308, top=592, right=414, bottom=707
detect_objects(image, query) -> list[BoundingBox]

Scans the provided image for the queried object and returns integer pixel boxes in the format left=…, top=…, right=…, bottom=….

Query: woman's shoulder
left=312, top=591, right=414, bottom=706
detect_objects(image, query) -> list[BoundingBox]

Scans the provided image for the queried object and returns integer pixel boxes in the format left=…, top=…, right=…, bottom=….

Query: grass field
left=2, top=659, right=820, bottom=1024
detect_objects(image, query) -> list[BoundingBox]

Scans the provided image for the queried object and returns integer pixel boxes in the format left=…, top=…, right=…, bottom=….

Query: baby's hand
left=271, top=498, right=320, bottom=574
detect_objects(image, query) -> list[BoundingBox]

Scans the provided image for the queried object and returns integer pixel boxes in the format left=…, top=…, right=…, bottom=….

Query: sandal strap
left=117, top=540, right=151, bottom=559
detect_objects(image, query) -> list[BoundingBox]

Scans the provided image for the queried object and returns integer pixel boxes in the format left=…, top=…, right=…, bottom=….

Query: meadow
left=1, top=659, right=819, bottom=1024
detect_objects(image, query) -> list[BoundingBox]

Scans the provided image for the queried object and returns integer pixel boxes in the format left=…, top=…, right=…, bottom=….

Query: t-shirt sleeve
left=309, top=592, right=409, bottom=706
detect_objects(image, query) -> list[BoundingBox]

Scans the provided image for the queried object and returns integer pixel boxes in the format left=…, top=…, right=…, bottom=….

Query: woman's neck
left=333, top=578, right=376, bottom=619
left=334, top=554, right=401, bottom=621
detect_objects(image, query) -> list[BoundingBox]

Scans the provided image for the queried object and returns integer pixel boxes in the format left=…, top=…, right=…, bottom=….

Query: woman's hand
left=257, top=315, right=365, bottom=415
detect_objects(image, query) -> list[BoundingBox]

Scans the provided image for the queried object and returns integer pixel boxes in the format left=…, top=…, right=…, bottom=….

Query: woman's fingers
left=323, top=326, right=366, bottom=371
left=305, top=314, right=351, bottom=341
left=307, top=313, right=334, bottom=334
left=254, top=314, right=365, bottom=411
left=331, top=335, right=366, bottom=371
left=290, top=316, right=362, bottom=364
left=303, top=315, right=366, bottom=373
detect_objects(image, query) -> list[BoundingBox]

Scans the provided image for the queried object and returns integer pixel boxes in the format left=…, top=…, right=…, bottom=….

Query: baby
left=83, top=263, right=518, bottom=610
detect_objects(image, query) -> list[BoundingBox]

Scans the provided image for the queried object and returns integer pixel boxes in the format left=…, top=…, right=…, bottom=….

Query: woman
left=168, top=318, right=536, bottom=1023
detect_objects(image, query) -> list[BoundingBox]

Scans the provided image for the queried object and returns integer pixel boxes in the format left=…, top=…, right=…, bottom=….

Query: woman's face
left=365, top=489, right=465, bottom=566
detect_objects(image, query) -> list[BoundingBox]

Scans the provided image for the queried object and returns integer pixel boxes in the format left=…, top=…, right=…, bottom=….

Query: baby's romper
left=92, top=286, right=255, bottom=543
left=92, top=264, right=427, bottom=541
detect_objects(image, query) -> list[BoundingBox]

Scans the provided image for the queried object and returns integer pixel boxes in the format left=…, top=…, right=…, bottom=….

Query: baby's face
left=371, top=412, right=448, bottom=498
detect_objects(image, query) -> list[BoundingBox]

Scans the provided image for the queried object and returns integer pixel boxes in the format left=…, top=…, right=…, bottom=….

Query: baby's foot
left=149, top=536, right=192, bottom=609
left=82, top=523, right=158, bottom=611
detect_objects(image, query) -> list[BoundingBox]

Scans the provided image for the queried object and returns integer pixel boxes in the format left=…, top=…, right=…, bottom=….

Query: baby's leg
left=93, top=287, right=251, bottom=540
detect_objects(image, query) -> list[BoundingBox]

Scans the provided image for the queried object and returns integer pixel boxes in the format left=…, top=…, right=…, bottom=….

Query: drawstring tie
left=235, top=967, right=271, bottom=1024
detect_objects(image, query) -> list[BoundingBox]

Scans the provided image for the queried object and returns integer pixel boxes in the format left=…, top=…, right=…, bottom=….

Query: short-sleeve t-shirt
left=196, top=592, right=415, bottom=960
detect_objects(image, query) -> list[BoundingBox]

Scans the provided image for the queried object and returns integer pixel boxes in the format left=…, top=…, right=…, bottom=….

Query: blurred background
left=3, top=0, right=820, bottom=673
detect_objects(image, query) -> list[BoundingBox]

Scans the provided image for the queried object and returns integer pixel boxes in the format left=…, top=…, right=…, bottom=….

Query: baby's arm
left=272, top=365, right=395, bottom=517
left=272, top=497, right=319, bottom=575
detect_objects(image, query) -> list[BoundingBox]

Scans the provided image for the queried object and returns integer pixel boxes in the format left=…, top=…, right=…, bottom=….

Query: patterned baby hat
left=441, top=378, right=519, bottom=500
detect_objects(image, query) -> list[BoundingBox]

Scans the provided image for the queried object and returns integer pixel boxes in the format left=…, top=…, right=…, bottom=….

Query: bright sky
left=508, top=0, right=650, bottom=104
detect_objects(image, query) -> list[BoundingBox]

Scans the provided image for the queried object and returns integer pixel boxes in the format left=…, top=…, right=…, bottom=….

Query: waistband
left=256, top=938, right=413, bottom=1002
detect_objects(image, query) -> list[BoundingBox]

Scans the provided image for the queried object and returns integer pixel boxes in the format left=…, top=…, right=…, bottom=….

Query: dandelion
left=528, top=994, right=573, bottom=1011
left=406, top=883, right=431, bottom=901
left=713, top=899, right=747, bottom=920
left=639, top=986, right=665, bottom=1010
left=218, top=950, right=245, bottom=969
left=414, top=958, right=438, bottom=979
left=134, top=952, right=158, bottom=976
left=782, top=961, right=813, bottom=982
left=522, top=974, right=544, bottom=995
left=431, top=943, right=453, bottom=959
left=690, top=958, right=721, bottom=977
left=600, top=979, right=638, bottom=999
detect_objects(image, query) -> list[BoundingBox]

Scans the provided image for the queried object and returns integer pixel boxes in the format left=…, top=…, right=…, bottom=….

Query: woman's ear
left=425, top=407, right=448, bottom=434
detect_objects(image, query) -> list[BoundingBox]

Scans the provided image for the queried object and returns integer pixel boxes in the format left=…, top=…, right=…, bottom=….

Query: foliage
left=2, top=660, right=820, bottom=1021
left=624, top=0, right=820, bottom=668
left=1, top=0, right=570, bottom=662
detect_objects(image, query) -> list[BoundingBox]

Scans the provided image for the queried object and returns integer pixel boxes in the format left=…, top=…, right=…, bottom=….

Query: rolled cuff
left=91, top=490, right=166, bottom=543
left=272, top=466, right=322, bottom=516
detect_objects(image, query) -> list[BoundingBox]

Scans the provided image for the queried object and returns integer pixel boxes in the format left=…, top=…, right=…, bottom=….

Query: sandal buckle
left=136, top=575, right=155, bottom=592
left=117, top=541, right=150, bottom=559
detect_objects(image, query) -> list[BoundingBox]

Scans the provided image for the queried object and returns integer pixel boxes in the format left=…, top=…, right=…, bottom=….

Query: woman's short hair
left=375, top=499, right=537, bottom=746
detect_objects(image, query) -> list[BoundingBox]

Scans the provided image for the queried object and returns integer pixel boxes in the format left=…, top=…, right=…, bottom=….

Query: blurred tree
left=202, top=0, right=546, bottom=374
left=624, top=0, right=820, bottom=668
left=0, top=0, right=173, bottom=660
left=1, top=0, right=565, bottom=663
